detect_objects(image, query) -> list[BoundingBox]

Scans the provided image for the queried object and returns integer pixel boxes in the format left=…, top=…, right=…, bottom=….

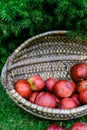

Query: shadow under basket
left=1, top=30, right=87, bottom=120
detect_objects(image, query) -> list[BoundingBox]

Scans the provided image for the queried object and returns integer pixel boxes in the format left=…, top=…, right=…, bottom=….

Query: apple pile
left=14, top=62, right=87, bottom=109
left=46, top=122, right=87, bottom=130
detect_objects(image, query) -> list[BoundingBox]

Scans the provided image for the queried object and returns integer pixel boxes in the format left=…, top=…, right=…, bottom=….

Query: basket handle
left=1, top=54, right=87, bottom=91
left=7, top=55, right=87, bottom=71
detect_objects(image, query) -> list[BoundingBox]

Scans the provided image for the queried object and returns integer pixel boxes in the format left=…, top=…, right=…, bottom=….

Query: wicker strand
left=8, top=55, right=87, bottom=71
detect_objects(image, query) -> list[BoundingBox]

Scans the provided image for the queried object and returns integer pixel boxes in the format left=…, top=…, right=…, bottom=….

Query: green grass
left=0, top=81, right=87, bottom=130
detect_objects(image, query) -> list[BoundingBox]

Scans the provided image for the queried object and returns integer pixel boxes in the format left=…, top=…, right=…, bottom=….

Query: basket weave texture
left=1, top=31, right=87, bottom=120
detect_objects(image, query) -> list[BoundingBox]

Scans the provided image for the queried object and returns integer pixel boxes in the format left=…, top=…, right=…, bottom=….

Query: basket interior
left=8, top=33, right=87, bottom=84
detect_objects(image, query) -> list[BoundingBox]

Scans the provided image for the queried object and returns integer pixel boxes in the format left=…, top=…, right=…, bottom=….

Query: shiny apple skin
left=28, top=75, right=45, bottom=91
left=29, top=92, right=39, bottom=103
left=35, top=92, right=56, bottom=108
left=77, top=80, right=87, bottom=93
left=60, top=98, right=78, bottom=109
left=14, top=79, right=32, bottom=99
left=70, top=63, right=87, bottom=82
left=71, top=94, right=81, bottom=106
left=71, top=122, right=87, bottom=130
left=53, top=80, right=76, bottom=98
left=45, top=78, right=57, bottom=92
left=80, top=88, right=87, bottom=104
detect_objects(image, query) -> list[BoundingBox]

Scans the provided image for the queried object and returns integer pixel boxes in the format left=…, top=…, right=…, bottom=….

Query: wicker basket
left=1, top=31, right=87, bottom=120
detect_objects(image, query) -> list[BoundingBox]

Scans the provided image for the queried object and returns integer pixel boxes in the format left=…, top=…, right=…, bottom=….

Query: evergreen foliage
left=1, top=0, right=87, bottom=71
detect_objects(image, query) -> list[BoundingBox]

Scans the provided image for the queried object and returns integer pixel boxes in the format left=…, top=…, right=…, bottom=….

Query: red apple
left=51, top=94, right=60, bottom=108
left=29, top=92, right=39, bottom=103
left=46, top=124, right=67, bottom=130
left=70, top=62, right=87, bottom=82
left=77, top=80, right=87, bottom=93
left=14, top=79, right=32, bottom=99
left=45, top=78, right=57, bottom=92
left=35, top=92, right=56, bottom=108
left=53, top=80, right=76, bottom=98
left=60, top=98, right=77, bottom=109
left=71, top=122, right=87, bottom=130
left=71, top=94, right=81, bottom=106
left=79, top=88, right=87, bottom=104
left=28, top=75, right=45, bottom=91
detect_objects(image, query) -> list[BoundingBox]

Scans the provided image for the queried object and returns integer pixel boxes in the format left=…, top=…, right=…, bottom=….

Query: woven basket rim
left=9, top=89, right=87, bottom=113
